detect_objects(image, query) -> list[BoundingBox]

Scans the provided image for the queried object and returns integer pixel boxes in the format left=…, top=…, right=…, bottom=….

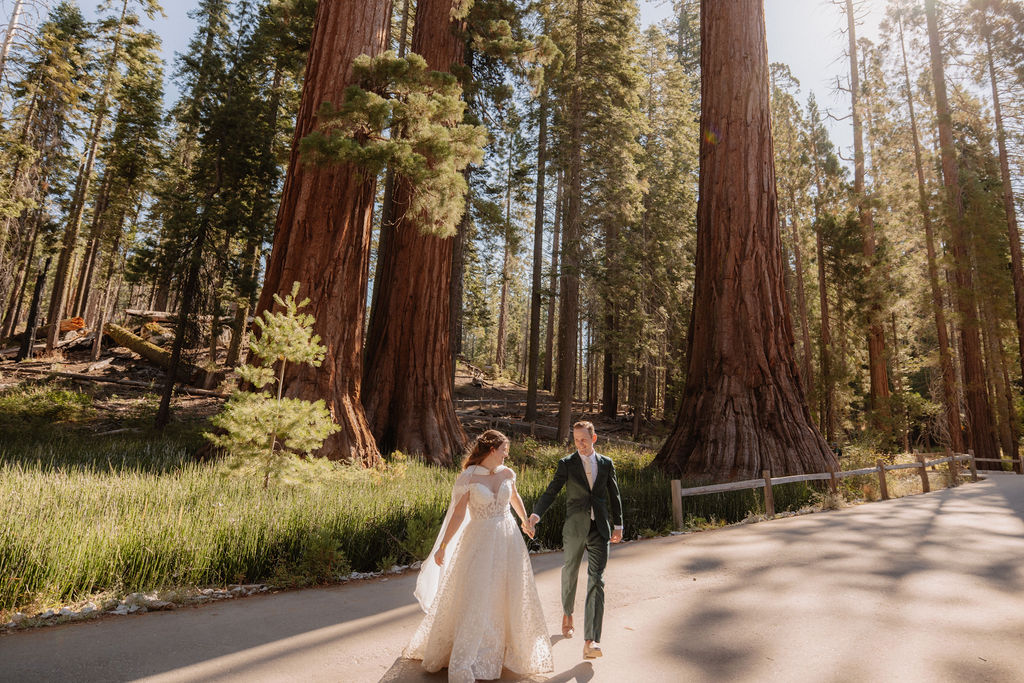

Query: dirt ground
left=0, top=343, right=666, bottom=445
left=452, top=363, right=667, bottom=445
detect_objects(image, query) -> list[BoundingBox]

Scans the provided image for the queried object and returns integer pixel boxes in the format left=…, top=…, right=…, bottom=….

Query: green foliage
left=287, top=528, right=352, bottom=586
left=0, top=1, right=90, bottom=254
left=207, top=282, right=338, bottom=487
left=300, top=52, right=486, bottom=238
left=247, top=281, right=327, bottom=374
left=0, top=383, right=94, bottom=430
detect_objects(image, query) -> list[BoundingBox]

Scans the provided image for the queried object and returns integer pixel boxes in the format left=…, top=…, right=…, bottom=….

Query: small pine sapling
left=207, top=282, right=340, bottom=487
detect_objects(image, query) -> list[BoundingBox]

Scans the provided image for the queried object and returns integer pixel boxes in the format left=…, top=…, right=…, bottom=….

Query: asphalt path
left=3, top=474, right=1024, bottom=682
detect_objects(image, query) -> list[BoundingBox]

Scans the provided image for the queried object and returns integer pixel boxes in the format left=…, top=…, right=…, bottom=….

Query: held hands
left=522, top=513, right=541, bottom=539
left=521, top=518, right=535, bottom=539
left=611, top=528, right=623, bottom=544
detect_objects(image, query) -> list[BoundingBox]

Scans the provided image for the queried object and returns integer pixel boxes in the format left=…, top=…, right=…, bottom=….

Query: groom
left=528, top=421, right=623, bottom=660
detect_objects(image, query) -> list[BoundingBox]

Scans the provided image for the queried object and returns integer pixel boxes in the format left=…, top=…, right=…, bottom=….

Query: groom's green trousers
left=561, top=519, right=609, bottom=642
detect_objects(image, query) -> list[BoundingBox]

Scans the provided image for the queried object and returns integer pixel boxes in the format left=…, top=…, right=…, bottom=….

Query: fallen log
left=59, top=317, right=85, bottom=333
left=6, top=366, right=226, bottom=398
left=103, top=323, right=203, bottom=382
left=2, top=317, right=87, bottom=346
left=124, top=310, right=235, bottom=327
left=56, top=332, right=92, bottom=350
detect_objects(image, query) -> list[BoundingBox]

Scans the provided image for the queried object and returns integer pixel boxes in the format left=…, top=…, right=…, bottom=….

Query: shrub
left=206, top=282, right=339, bottom=488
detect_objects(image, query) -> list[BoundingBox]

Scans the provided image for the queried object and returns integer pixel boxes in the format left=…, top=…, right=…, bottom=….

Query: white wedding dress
left=405, top=465, right=554, bottom=682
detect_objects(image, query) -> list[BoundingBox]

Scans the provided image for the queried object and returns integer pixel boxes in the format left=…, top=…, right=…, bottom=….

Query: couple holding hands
left=404, top=421, right=624, bottom=682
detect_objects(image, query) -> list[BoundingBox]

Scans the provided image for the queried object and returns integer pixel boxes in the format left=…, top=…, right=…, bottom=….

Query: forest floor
left=0, top=341, right=669, bottom=445
left=2, top=473, right=1022, bottom=682
left=451, top=363, right=670, bottom=447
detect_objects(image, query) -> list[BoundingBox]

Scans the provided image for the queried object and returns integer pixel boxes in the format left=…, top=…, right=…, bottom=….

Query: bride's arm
left=435, top=491, right=470, bottom=565
left=509, top=474, right=529, bottom=524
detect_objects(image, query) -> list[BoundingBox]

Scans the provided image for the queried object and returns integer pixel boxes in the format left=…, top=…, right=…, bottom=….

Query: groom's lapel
left=594, top=454, right=606, bottom=489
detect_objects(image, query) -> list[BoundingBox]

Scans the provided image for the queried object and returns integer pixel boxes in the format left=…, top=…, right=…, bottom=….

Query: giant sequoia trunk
left=652, top=0, right=837, bottom=480
left=361, top=0, right=467, bottom=464
left=925, top=0, right=999, bottom=467
left=254, top=0, right=391, bottom=466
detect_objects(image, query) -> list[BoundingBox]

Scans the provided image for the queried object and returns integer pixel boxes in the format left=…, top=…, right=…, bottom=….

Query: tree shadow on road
left=656, top=477, right=1024, bottom=681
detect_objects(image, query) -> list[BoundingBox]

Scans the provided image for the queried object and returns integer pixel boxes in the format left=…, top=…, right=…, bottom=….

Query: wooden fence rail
left=670, top=452, right=979, bottom=530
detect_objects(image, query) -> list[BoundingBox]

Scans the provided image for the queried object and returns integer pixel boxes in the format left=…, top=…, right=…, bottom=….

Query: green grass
left=0, top=380, right=824, bottom=619
left=0, top=383, right=95, bottom=429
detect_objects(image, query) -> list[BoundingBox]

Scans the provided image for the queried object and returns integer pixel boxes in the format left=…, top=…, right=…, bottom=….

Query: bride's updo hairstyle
left=461, top=430, right=509, bottom=471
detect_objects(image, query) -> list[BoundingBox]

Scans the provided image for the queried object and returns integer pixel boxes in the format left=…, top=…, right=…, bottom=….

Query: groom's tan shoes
left=561, top=614, right=574, bottom=638
left=583, top=641, right=603, bottom=659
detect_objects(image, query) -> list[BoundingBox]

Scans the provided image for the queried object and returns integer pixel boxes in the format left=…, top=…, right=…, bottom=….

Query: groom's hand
left=611, top=529, right=622, bottom=544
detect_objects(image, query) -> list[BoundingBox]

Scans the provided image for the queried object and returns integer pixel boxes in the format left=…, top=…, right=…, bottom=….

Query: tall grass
left=0, top=433, right=823, bottom=617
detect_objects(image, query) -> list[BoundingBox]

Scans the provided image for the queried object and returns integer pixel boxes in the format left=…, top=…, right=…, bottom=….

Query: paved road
left=4, top=474, right=1024, bottom=683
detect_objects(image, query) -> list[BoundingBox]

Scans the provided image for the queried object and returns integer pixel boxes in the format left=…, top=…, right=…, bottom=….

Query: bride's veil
left=414, top=469, right=475, bottom=612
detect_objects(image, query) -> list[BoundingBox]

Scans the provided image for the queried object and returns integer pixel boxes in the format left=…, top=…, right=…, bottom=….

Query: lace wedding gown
left=405, top=466, right=554, bottom=682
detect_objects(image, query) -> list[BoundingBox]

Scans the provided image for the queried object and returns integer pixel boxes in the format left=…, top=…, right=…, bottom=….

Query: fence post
left=968, top=449, right=978, bottom=482
left=671, top=480, right=683, bottom=530
left=762, top=470, right=775, bottom=518
left=945, top=447, right=958, bottom=486
left=876, top=459, right=890, bottom=500
left=828, top=470, right=838, bottom=494
left=915, top=453, right=931, bottom=493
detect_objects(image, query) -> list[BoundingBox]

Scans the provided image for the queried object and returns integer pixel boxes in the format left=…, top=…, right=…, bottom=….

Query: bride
left=405, top=430, right=554, bottom=682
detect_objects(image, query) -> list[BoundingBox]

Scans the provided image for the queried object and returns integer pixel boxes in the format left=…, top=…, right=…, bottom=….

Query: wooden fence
left=669, top=451, right=984, bottom=530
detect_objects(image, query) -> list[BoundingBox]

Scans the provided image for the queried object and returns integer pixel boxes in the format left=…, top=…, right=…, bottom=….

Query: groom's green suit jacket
left=532, top=452, right=624, bottom=541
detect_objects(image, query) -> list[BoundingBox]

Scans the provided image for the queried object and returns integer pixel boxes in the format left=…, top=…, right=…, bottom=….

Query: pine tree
left=0, top=2, right=90, bottom=341
left=835, top=0, right=892, bottom=430
left=208, top=282, right=339, bottom=488
left=804, top=93, right=846, bottom=441
left=771, top=63, right=816, bottom=406
left=73, top=27, right=163, bottom=323
left=882, top=0, right=963, bottom=453
left=619, top=24, right=696, bottom=434
left=968, top=0, right=1024, bottom=394
left=541, top=0, right=644, bottom=437
left=44, top=0, right=163, bottom=353
left=924, top=0, right=1000, bottom=466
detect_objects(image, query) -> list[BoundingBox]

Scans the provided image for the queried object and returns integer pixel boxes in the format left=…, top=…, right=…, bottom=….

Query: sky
left=63, top=0, right=889, bottom=159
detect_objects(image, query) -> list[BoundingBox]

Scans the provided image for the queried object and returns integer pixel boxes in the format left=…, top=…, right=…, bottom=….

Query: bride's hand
left=521, top=520, right=535, bottom=539
left=434, top=546, right=445, bottom=566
